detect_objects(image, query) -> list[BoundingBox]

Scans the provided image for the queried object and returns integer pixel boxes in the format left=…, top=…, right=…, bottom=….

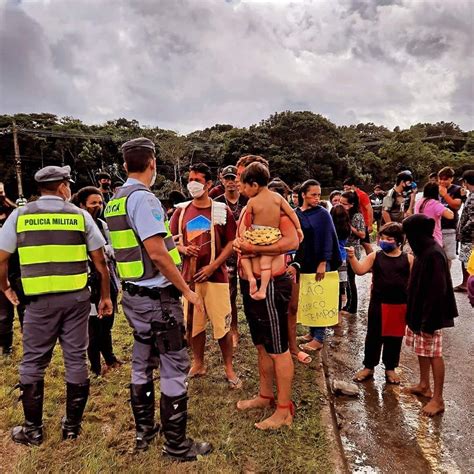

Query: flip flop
left=294, top=351, right=312, bottom=365
left=187, top=369, right=207, bottom=379
left=299, top=342, right=323, bottom=352
left=353, top=369, right=374, bottom=382
left=297, top=334, right=313, bottom=343
left=227, top=376, right=243, bottom=390
left=453, top=285, right=467, bottom=293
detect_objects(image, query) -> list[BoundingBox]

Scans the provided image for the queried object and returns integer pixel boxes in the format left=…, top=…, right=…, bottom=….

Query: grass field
left=0, top=303, right=332, bottom=473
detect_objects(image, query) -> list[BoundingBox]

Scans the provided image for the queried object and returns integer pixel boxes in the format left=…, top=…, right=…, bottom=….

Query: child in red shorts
left=402, top=215, right=458, bottom=416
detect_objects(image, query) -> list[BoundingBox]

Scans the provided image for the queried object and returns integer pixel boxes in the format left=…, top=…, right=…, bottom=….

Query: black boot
left=160, top=393, right=212, bottom=462
left=130, top=382, right=160, bottom=451
left=0, top=331, right=13, bottom=356
left=62, top=380, right=90, bottom=440
left=11, top=381, right=44, bottom=446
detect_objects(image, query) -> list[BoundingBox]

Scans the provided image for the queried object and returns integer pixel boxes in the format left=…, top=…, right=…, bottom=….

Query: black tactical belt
left=122, top=282, right=181, bottom=300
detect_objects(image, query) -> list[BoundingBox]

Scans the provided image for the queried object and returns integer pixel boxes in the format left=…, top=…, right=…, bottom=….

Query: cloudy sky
left=0, top=0, right=473, bottom=132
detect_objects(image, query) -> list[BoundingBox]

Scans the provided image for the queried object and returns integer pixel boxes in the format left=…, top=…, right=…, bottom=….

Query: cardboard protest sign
left=297, top=271, right=339, bottom=327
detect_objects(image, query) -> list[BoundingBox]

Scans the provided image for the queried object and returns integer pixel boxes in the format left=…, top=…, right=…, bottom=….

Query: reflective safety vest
left=16, top=201, right=88, bottom=296
left=104, top=183, right=181, bottom=281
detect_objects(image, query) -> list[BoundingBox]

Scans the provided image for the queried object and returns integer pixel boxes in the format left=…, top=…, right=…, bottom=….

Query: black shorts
left=228, top=268, right=238, bottom=304
left=362, top=226, right=371, bottom=244
left=240, top=275, right=292, bottom=354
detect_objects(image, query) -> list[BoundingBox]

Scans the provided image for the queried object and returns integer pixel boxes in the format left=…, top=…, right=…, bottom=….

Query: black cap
left=121, top=137, right=156, bottom=154
left=222, top=165, right=237, bottom=178
left=35, top=165, right=74, bottom=183
left=97, top=171, right=111, bottom=180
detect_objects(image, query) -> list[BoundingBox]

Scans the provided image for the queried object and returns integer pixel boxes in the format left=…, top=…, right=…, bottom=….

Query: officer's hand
left=184, top=290, right=204, bottom=313
left=98, top=298, right=113, bottom=318
left=193, top=264, right=214, bottom=283
left=4, top=287, right=19, bottom=306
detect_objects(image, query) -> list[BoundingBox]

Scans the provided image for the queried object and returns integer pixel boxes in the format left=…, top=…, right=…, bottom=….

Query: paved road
left=325, top=260, right=473, bottom=473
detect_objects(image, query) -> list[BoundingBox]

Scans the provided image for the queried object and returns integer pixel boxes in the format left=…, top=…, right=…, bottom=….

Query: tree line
left=0, top=111, right=472, bottom=200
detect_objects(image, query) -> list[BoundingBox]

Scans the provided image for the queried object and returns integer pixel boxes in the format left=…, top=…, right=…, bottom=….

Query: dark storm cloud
left=0, top=0, right=472, bottom=132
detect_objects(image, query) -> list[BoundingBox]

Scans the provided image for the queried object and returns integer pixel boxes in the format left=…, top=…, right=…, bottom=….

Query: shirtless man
left=234, top=155, right=299, bottom=430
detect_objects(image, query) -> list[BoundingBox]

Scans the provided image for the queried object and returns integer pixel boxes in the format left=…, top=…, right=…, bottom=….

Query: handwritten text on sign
left=297, top=271, right=339, bottom=327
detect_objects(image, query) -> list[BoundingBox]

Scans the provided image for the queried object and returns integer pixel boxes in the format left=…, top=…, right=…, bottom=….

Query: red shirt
left=355, top=188, right=371, bottom=227
left=209, top=184, right=225, bottom=199
left=170, top=203, right=236, bottom=283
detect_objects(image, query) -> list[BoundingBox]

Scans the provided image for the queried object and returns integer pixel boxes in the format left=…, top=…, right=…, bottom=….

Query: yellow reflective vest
left=16, top=201, right=88, bottom=296
left=104, top=183, right=181, bottom=281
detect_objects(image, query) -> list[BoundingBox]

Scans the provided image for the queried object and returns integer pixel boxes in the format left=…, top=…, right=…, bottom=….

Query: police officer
left=105, top=138, right=212, bottom=460
left=0, top=165, right=112, bottom=446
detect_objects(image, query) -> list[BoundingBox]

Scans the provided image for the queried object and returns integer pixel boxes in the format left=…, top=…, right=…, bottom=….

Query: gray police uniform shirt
left=0, top=196, right=106, bottom=254
left=121, top=178, right=170, bottom=289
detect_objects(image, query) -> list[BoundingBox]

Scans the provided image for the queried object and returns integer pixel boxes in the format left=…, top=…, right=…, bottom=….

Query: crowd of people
left=0, top=138, right=472, bottom=460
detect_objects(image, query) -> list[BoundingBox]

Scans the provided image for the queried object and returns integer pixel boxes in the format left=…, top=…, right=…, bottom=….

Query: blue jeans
left=310, top=327, right=326, bottom=343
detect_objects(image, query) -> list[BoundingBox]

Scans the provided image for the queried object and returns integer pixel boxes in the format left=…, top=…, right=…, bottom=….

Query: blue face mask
left=380, top=240, right=398, bottom=253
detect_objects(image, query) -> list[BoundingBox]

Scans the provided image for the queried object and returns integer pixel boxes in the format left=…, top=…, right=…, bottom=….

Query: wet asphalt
left=324, top=260, right=473, bottom=473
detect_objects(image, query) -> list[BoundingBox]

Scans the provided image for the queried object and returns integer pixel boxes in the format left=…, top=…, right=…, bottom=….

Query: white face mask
left=187, top=181, right=205, bottom=198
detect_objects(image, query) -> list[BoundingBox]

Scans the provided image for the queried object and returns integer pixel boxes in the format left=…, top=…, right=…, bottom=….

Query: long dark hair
left=330, top=204, right=351, bottom=240
left=420, top=182, right=439, bottom=213
left=341, top=190, right=360, bottom=218
left=298, top=179, right=321, bottom=206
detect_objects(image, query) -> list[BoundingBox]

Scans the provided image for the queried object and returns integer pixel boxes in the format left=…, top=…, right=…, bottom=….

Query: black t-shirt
left=441, top=184, right=462, bottom=230
left=214, top=193, right=248, bottom=223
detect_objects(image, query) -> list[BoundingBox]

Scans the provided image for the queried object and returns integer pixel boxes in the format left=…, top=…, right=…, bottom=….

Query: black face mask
left=101, top=182, right=110, bottom=190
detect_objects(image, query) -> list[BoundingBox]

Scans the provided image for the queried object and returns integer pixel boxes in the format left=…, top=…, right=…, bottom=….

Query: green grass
left=0, top=303, right=332, bottom=473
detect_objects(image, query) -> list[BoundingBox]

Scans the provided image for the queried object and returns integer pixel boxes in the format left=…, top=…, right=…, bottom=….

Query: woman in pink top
left=415, top=183, right=454, bottom=245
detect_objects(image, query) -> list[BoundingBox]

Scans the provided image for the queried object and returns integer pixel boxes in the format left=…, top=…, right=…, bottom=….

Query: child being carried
left=240, top=162, right=303, bottom=300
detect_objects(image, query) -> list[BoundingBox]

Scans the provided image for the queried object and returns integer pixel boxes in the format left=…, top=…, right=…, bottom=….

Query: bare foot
left=297, top=334, right=313, bottom=343
left=251, top=289, right=266, bottom=300
left=403, top=384, right=432, bottom=398
left=255, top=407, right=293, bottom=430
left=249, top=278, right=258, bottom=295
left=236, top=394, right=274, bottom=411
left=422, top=398, right=445, bottom=417
left=385, top=370, right=400, bottom=384
left=224, top=366, right=238, bottom=383
left=353, top=368, right=374, bottom=382
left=188, top=365, right=207, bottom=378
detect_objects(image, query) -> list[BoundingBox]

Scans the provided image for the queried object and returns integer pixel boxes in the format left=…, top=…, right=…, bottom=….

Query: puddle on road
left=398, top=391, right=460, bottom=473
left=325, top=274, right=461, bottom=473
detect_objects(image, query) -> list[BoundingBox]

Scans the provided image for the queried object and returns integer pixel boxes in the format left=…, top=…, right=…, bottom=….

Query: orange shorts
left=183, top=282, right=231, bottom=339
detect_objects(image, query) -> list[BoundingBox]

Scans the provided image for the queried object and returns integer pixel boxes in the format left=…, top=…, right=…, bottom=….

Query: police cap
left=34, top=165, right=74, bottom=183
left=121, top=137, right=156, bottom=155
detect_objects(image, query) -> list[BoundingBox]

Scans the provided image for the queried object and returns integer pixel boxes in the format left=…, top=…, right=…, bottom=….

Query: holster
left=134, top=320, right=186, bottom=355
left=150, top=320, right=186, bottom=354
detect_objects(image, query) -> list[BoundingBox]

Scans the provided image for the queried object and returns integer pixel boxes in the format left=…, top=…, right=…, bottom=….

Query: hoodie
left=403, top=214, right=458, bottom=333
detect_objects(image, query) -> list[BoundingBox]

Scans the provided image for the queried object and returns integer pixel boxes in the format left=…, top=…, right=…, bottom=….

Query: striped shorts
left=241, top=274, right=292, bottom=354
left=405, top=327, right=443, bottom=358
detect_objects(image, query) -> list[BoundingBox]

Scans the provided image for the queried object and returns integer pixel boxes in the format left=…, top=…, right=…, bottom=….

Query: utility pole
left=12, top=120, right=24, bottom=200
